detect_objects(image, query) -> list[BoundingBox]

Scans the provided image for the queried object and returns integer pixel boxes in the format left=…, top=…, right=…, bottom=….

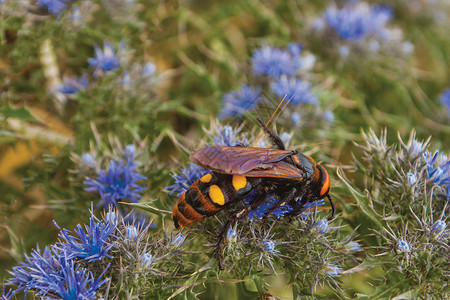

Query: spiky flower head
left=88, top=41, right=121, bottom=75
left=165, top=163, right=209, bottom=196
left=219, top=85, right=263, bottom=119
left=325, top=2, right=392, bottom=41
left=37, top=0, right=68, bottom=15
left=84, top=156, right=147, bottom=208
left=54, top=208, right=117, bottom=262
left=271, top=76, right=318, bottom=106
left=251, top=44, right=304, bottom=78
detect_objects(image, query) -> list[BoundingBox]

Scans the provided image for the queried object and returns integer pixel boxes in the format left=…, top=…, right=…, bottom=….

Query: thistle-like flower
left=219, top=85, right=263, bottom=119
left=251, top=44, right=303, bottom=78
left=37, top=0, right=68, bottom=15
left=271, top=76, right=318, bottom=106
left=88, top=41, right=121, bottom=75
left=324, top=2, right=392, bottom=41
left=440, top=89, right=450, bottom=117
left=84, top=156, right=147, bottom=208
left=54, top=209, right=117, bottom=262
left=165, top=163, right=209, bottom=196
left=58, top=75, right=88, bottom=95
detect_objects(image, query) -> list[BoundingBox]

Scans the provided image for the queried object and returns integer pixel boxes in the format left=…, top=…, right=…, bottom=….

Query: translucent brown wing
left=243, top=161, right=305, bottom=181
left=190, top=146, right=297, bottom=175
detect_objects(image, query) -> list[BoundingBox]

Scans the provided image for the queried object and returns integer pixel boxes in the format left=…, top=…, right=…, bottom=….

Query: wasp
left=171, top=118, right=335, bottom=230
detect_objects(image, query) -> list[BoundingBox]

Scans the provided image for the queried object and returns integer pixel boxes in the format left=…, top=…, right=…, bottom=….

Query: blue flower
left=213, top=125, right=248, bottom=147
left=262, top=240, right=275, bottom=252
left=88, top=41, right=121, bottom=74
left=407, top=172, right=417, bottom=186
left=54, top=210, right=117, bottom=262
left=325, top=2, right=392, bottom=40
left=142, top=62, right=156, bottom=77
left=7, top=246, right=57, bottom=292
left=171, top=233, right=186, bottom=249
left=440, top=89, right=450, bottom=117
left=140, top=253, right=153, bottom=268
left=41, top=253, right=109, bottom=300
left=7, top=246, right=109, bottom=299
left=219, top=85, right=263, bottom=119
left=312, top=219, right=329, bottom=233
left=84, top=157, right=147, bottom=208
left=58, top=75, right=88, bottom=94
left=326, top=265, right=341, bottom=276
left=227, top=228, right=237, bottom=243
left=126, top=225, right=138, bottom=241
left=397, top=239, right=410, bottom=253
left=37, top=0, right=68, bottom=15
left=431, top=220, right=447, bottom=233
left=1, top=286, right=14, bottom=300
left=271, top=76, right=318, bottom=106
left=251, top=45, right=301, bottom=77
left=82, top=153, right=97, bottom=167
left=345, top=241, right=361, bottom=252
left=291, top=112, right=301, bottom=126
left=423, top=151, right=450, bottom=186
left=165, top=163, right=210, bottom=196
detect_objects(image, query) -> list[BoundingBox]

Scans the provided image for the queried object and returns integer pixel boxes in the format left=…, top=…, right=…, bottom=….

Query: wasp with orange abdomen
left=171, top=118, right=335, bottom=230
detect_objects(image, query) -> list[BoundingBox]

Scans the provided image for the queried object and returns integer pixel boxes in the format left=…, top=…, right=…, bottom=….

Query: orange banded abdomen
left=171, top=173, right=253, bottom=229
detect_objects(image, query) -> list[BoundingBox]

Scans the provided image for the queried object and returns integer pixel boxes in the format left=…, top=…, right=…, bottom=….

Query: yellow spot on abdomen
left=209, top=185, right=225, bottom=206
left=200, top=173, right=212, bottom=183
left=232, top=175, right=247, bottom=191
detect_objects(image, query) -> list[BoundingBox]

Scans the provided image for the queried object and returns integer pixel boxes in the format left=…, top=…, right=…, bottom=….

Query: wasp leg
left=214, top=191, right=268, bottom=270
left=256, top=118, right=286, bottom=150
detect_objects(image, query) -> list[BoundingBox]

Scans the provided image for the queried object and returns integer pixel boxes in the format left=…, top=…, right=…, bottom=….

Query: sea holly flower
left=54, top=209, right=117, bottom=262
left=88, top=41, right=121, bottom=75
left=37, top=0, right=68, bottom=15
left=325, top=2, right=392, bottom=41
left=431, top=220, right=447, bottom=233
left=251, top=45, right=301, bottom=77
left=126, top=225, right=138, bottom=242
left=440, top=89, right=450, bottom=118
left=213, top=125, right=248, bottom=147
left=227, top=228, right=237, bottom=244
left=140, top=253, right=153, bottom=269
left=84, top=157, right=147, bottom=208
left=262, top=240, right=275, bottom=252
left=58, top=75, right=88, bottom=95
left=312, top=219, right=329, bottom=234
left=326, top=265, right=341, bottom=276
left=407, top=173, right=417, bottom=186
left=165, top=163, right=209, bottom=196
left=82, top=153, right=97, bottom=168
left=171, top=233, right=186, bottom=249
left=423, top=151, right=450, bottom=186
left=271, top=76, right=318, bottom=106
left=344, top=241, right=361, bottom=252
left=219, top=85, right=263, bottom=119
left=38, top=253, right=109, bottom=300
left=396, top=239, right=410, bottom=253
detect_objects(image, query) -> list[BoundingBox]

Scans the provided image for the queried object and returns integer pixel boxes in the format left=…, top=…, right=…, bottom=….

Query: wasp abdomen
left=172, top=173, right=253, bottom=229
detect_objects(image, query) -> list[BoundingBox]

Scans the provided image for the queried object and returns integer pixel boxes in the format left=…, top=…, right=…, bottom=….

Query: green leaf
left=337, top=168, right=387, bottom=232
left=0, top=105, right=38, bottom=122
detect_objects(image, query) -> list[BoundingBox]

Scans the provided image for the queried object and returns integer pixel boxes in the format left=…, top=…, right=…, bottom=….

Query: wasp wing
left=190, top=146, right=295, bottom=175
left=244, top=161, right=305, bottom=181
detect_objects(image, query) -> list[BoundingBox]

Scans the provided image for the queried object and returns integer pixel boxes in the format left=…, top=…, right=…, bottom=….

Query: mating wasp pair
left=171, top=118, right=335, bottom=231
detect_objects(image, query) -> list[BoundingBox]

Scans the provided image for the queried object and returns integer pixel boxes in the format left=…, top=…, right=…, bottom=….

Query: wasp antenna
left=256, top=118, right=286, bottom=150
left=327, top=195, right=336, bottom=221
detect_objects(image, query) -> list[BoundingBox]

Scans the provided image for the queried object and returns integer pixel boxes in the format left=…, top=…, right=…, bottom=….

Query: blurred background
left=0, top=0, right=449, bottom=298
